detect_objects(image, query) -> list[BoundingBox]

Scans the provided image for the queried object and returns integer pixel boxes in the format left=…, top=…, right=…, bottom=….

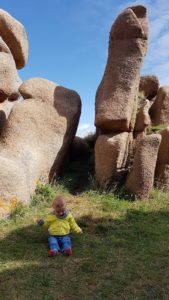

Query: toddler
left=37, top=195, right=82, bottom=256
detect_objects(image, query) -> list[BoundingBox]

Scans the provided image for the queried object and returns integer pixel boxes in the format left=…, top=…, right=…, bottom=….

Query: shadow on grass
left=0, top=210, right=169, bottom=299
left=57, top=155, right=132, bottom=201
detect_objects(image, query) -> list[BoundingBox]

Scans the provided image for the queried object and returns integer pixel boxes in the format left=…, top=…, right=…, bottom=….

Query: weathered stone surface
left=0, top=100, right=15, bottom=133
left=8, top=73, right=22, bottom=101
left=19, top=78, right=58, bottom=104
left=0, top=73, right=22, bottom=133
left=0, top=9, right=28, bottom=69
left=51, top=86, right=82, bottom=179
left=95, top=5, right=148, bottom=132
left=150, top=86, right=169, bottom=125
left=155, top=164, right=169, bottom=189
left=20, top=78, right=82, bottom=181
left=0, top=78, right=81, bottom=203
left=133, top=131, right=146, bottom=156
left=0, top=156, right=30, bottom=204
left=156, top=128, right=169, bottom=164
left=134, top=99, right=151, bottom=132
left=126, top=134, right=161, bottom=199
left=95, top=132, right=133, bottom=188
left=139, top=75, right=160, bottom=100
left=155, top=127, right=169, bottom=188
left=0, top=37, right=20, bottom=102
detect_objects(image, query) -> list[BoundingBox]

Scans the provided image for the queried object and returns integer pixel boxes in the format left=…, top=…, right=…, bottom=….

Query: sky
left=1, top=0, right=169, bottom=136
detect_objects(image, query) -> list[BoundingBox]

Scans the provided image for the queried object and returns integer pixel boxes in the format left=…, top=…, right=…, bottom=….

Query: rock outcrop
left=134, top=99, right=151, bottom=132
left=95, top=132, right=132, bottom=188
left=150, top=86, right=169, bottom=125
left=0, top=100, right=14, bottom=133
left=95, top=5, right=148, bottom=132
left=94, top=5, right=152, bottom=196
left=19, top=78, right=58, bottom=103
left=0, top=78, right=81, bottom=203
left=155, top=164, right=169, bottom=190
left=155, top=127, right=169, bottom=188
left=0, top=37, right=20, bottom=102
left=0, top=72, right=22, bottom=133
left=139, top=75, right=160, bottom=100
left=126, top=134, right=161, bottom=199
left=1, top=4, right=169, bottom=209
left=0, top=9, right=28, bottom=69
left=0, top=10, right=81, bottom=207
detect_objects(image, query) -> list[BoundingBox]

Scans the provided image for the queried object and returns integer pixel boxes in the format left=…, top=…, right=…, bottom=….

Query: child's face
left=53, top=198, right=66, bottom=216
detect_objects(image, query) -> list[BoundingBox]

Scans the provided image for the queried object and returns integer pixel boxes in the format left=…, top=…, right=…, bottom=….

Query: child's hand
left=37, top=219, right=44, bottom=226
left=79, top=229, right=83, bottom=234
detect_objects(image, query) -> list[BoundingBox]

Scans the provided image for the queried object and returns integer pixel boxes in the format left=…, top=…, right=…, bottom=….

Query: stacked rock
left=95, top=5, right=162, bottom=199
left=0, top=9, right=28, bottom=131
left=0, top=10, right=81, bottom=204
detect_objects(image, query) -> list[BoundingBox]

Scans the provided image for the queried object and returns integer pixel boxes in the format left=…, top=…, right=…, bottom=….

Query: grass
left=147, top=124, right=167, bottom=134
left=0, top=182, right=169, bottom=300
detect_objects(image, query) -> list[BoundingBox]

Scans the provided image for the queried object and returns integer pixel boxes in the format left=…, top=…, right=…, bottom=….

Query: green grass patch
left=0, top=184, right=169, bottom=299
left=147, top=124, right=167, bottom=134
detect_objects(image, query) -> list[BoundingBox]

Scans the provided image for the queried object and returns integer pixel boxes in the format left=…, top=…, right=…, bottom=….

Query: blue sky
left=1, top=0, right=169, bottom=136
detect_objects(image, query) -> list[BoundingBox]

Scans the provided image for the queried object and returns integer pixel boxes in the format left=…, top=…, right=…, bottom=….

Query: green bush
left=31, top=184, right=57, bottom=207
left=31, top=183, right=69, bottom=207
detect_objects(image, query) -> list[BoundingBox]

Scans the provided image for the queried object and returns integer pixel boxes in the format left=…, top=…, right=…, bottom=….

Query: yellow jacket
left=43, top=212, right=81, bottom=236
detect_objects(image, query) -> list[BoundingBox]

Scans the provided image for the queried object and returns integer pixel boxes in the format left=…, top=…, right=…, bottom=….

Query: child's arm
left=37, top=219, right=44, bottom=226
left=37, top=214, right=54, bottom=228
left=68, top=213, right=83, bottom=233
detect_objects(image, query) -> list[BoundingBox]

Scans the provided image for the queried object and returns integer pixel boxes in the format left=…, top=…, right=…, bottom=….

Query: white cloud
left=78, top=123, right=91, bottom=131
left=157, top=32, right=169, bottom=47
left=150, top=16, right=169, bottom=41
left=77, top=123, right=95, bottom=137
left=150, top=0, right=169, bottom=18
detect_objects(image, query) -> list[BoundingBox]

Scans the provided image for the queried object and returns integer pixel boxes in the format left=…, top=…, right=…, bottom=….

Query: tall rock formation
left=95, top=132, right=132, bottom=188
left=95, top=5, right=148, bottom=132
left=95, top=5, right=149, bottom=191
left=126, top=134, right=161, bottom=199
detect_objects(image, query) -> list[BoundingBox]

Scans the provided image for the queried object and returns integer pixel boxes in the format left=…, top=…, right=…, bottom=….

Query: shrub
left=31, top=183, right=68, bottom=207
left=31, top=184, right=57, bottom=206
